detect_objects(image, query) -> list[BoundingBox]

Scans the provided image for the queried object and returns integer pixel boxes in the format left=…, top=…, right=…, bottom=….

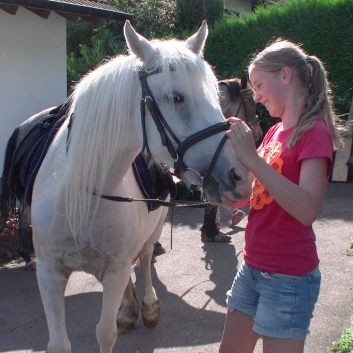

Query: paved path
left=0, top=182, right=352, bottom=353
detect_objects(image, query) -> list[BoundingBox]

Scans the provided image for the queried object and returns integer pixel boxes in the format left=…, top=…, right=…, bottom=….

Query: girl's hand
left=226, top=117, right=259, bottom=169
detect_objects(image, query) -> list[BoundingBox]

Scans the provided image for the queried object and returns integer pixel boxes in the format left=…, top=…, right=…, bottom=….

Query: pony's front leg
left=116, top=275, right=140, bottom=334
left=96, top=265, right=131, bottom=353
left=36, top=259, right=71, bottom=353
left=139, top=242, right=160, bottom=329
left=139, top=208, right=167, bottom=329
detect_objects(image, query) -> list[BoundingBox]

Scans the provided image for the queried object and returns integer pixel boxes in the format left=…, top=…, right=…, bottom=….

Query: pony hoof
left=142, top=299, right=160, bottom=329
left=24, top=260, right=36, bottom=271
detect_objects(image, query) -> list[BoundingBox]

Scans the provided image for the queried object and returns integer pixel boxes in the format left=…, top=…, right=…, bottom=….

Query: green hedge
left=205, top=0, right=353, bottom=114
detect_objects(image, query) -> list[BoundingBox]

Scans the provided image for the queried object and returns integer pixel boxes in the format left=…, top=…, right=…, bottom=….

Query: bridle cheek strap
left=201, top=134, right=228, bottom=195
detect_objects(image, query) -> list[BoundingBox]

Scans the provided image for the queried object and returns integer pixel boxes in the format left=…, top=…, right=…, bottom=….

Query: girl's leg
left=222, top=205, right=234, bottom=215
left=220, top=206, right=246, bottom=227
left=229, top=208, right=246, bottom=227
left=263, top=337, right=304, bottom=353
left=219, top=309, right=259, bottom=353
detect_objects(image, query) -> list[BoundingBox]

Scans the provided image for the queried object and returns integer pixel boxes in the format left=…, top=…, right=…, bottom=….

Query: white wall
left=0, top=7, right=67, bottom=171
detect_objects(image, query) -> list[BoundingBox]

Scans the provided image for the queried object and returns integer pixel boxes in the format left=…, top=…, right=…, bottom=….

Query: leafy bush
left=175, top=0, right=224, bottom=32
left=332, top=317, right=353, bottom=353
left=66, top=0, right=352, bottom=132
left=205, top=0, right=353, bottom=114
left=111, top=0, right=177, bottom=38
left=67, top=0, right=177, bottom=88
left=67, top=29, right=125, bottom=90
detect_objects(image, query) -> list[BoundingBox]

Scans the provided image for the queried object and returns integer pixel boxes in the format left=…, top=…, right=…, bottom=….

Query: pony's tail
left=0, top=127, right=19, bottom=225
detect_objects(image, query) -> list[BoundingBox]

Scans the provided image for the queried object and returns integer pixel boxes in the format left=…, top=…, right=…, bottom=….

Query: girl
left=219, top=39, right=342, bottom=353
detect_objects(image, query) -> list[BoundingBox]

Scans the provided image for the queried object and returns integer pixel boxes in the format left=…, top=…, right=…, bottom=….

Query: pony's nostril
left=230, top=168, right=241, bottom=182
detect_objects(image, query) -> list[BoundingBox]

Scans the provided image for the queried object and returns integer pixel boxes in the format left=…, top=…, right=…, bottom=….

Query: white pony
left=30, top=21, right=252, bottom=353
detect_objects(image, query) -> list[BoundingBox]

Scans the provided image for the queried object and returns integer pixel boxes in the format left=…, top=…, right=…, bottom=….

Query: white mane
left=60, top=38, right=220, bottom=235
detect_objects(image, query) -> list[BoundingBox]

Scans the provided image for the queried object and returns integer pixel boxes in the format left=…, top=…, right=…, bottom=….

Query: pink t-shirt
left=244, top=121, right=333, bottom=276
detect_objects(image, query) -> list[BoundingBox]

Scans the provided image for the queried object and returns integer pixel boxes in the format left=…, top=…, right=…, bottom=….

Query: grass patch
left=332, top=317, right=353, bottom=353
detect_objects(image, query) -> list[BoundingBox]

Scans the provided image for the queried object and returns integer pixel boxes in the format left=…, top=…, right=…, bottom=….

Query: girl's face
left=249, top=68, right=286, bottom=118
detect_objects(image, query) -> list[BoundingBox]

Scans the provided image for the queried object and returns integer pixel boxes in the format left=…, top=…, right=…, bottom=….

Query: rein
left=98, top=194, right=209, bottom=208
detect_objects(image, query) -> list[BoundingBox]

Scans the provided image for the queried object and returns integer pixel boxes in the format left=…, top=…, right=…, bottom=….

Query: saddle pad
left=8, top=104, right=68, bottom=202
left=13, top=104, right=174, bottom=209
left=132, top=155, right=174, bottom=211
left=22, top=121, right=173, bottom=209
left=25, top=114, right=67, bottom=204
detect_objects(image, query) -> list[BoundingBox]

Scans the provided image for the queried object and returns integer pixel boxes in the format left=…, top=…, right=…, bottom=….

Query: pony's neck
left=101, top=144, right=142, bottom=195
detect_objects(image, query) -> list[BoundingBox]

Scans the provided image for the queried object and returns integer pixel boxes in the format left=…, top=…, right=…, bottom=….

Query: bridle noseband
left=139, top=68, right=230, bottom=194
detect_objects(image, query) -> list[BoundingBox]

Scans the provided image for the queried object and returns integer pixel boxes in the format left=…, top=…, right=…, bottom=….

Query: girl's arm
left=226, top=118, right=328, bottom=226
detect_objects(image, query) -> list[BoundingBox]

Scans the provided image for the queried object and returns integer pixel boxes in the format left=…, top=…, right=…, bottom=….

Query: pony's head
left=124, top=21, right=252, bottom=204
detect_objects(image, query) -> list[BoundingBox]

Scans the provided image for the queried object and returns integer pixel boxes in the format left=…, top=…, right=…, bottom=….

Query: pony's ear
left=124, top=20, right=156, bottom=67
left=241, top=75, right=248, bottom=90
left=185, top=20, right=208, bottom=55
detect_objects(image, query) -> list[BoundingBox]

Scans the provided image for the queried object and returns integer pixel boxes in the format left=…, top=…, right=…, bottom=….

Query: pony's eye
left=166, top=93, right=184, bottom=104
left=174, top=95, right=184, bottom=103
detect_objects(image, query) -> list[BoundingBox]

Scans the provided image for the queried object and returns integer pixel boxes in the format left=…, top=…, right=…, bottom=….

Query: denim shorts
left=226, top=262, right=321, bottom=341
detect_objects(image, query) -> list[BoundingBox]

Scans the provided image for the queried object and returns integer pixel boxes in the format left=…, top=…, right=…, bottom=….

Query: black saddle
left=8, top=103, right=69, bottom=204
left=7, top=102, right=175, bottom=208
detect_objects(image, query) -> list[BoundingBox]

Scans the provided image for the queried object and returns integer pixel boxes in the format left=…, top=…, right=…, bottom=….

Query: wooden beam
left=331, top=97, right=353, bottom=182
left=0, top=4, right=18, bottom=15
left=27, top=8, right=50, bottom=19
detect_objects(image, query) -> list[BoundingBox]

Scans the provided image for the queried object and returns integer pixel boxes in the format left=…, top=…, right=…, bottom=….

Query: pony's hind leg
left=116, top=275, right=140, bottom=334
left=97, top=265, right=132, bottom=353
left=36, top=258, right=71, bottom=353
left=18, top=202, right=36, bottom=271
left=139, top=208, right=168, bottom=329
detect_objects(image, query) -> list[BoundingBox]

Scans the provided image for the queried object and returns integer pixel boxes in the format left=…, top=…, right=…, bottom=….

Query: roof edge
left=0, top=0, right=133, bottom=20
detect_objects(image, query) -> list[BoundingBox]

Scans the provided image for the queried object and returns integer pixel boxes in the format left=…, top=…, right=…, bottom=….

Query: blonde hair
left=249, top=39, right=342, bottom=149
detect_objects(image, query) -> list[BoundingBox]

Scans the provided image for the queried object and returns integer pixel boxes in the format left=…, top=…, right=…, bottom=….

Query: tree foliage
left=175, top=0, right=224, bottom=32
left=110, top=0, right=176, bottom=38
left=67, top=0, right=177, bottom=87
left=205, top=0, right=353, bottom=114
left=67, top=0, right=352, bottom=116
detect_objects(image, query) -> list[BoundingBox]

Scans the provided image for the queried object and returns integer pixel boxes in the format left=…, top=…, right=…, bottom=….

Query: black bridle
left=139, top=68, right=230, bottom=194
left=98, top=70, right=260, bottom=208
